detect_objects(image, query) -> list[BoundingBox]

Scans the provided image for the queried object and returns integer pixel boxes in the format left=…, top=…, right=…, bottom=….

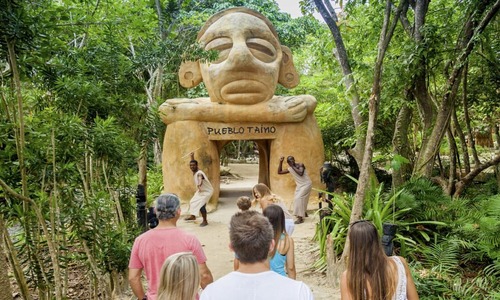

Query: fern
left=422, top=241, right=460, bottom=275
left=483, top=263, right=500, bottom=277
left=400, top=177, right=451, bottom=221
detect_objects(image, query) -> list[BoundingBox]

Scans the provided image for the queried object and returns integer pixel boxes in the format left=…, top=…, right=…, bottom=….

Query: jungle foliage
left=0, top=0, right=499, bottom=298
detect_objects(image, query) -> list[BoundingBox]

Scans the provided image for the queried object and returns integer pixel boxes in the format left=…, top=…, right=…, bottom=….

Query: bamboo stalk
left=0, top=179, right=63, bottom=299
left=1, top=218, right=30, bottom=300
left=102, top=162, right=125, bottom=225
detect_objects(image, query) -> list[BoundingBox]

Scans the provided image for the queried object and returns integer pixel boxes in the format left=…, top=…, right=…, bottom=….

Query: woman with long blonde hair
left=252, top=183, right=295, bottom=235
left=157, top=252, right=200, bottom=300
left=340, top=220, right=419, bottom=300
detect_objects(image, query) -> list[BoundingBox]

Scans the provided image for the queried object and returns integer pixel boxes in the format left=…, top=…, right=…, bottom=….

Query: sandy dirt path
left=177, top=163, right=340, bottom=299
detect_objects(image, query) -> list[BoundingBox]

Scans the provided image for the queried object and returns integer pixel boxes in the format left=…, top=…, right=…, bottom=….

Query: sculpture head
left=179, top=7, right=299, bottom=104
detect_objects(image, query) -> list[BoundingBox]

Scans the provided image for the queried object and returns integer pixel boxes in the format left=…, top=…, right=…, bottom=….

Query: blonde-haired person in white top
left=252, top=183, right=295, bottom=235
left=157, top=252, right=200, bottom=300
left=340, top=220, right=419, bottom=300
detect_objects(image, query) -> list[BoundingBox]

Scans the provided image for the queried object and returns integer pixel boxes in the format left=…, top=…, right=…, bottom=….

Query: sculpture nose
left=225, top=41, right=259, bottom=71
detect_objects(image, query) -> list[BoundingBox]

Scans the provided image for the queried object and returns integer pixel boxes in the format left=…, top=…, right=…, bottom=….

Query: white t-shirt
left=200, top=271, right=314, bottom=300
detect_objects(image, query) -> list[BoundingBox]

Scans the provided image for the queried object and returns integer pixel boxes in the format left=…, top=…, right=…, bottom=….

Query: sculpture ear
left=278, top=46, right=300, bottom=88
left=179, top=61, right=203, bottom=88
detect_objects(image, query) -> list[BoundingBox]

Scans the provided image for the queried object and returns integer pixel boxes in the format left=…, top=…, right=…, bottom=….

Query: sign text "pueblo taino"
left=205, top=123, right=277, bottom=140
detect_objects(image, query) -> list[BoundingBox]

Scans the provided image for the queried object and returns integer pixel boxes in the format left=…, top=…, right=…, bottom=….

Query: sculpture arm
left=159, top=96, right=317, bottom=124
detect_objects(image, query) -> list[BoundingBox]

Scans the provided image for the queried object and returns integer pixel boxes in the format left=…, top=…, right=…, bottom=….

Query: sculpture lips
left=222, top=80, right=264, bottom=93
left=221, top=80, right=268, bottom=104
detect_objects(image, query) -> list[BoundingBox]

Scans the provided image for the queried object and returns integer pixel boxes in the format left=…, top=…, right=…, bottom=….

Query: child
left=236, top=196, right=252, bottom=211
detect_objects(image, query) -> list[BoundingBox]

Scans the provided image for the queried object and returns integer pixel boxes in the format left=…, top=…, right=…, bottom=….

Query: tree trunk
left=463, top=63, right=481, bottom=168
left=326, top=234, right=341, bottom=288
left=342, top=0, right=407, bottom=261
left=6, top=39, right=27, bottom=197
left=138, top=155, right=148, bottom=196
left=457, top=64, right=471, bottom=173
left=8, top=33, right=51, bottom=300
left=392, top=103, right=413, bottom=189
left=314, top=0, right=365, bottom=167
left=454, top=153, right=500, bottom=197
left=495, top=125, right=500, bottom=192
left=453, top=106, right=469, bottom=175
left=50, top=128, right=65, bottom=298
left=2, top=222, right=31, bottom=300
left=155, top=0, right=167, bottom=40
left=446, top=127, right=457, bottom=195
left=409, top=0, right=435, bottom=173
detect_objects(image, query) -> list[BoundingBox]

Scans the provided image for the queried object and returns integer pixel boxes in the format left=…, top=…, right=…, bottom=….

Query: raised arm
left=277, top=156, right=289, bottom=175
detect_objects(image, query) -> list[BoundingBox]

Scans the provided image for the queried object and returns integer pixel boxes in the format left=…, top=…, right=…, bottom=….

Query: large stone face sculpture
left=159, top=7, right=324, bottom=209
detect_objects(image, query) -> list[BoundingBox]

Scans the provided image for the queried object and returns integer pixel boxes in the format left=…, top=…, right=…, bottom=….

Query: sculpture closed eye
left=204, top=37, right=232, bottom=63
left=247, top=38, right=277, bottom=63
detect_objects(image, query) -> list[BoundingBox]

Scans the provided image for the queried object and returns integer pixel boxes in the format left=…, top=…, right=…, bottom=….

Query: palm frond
left=422, top=241, right=460, bottom=275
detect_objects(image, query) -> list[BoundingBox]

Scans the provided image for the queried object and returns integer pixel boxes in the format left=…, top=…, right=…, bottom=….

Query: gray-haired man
left=128, top=193, right=213, bottom=300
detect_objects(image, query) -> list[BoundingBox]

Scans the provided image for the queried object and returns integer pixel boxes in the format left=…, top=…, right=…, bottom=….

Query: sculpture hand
left=283, top=97, right=308, bottom=121
left=266, top=96, right=311, bottom=123
left=159, top=98, right=206, bottom=124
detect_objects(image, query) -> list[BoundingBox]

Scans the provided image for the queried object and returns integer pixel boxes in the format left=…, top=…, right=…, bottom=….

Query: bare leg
left=199, top=205, right=208, bottom=227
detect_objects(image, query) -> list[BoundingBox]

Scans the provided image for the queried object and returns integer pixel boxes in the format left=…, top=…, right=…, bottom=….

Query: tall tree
left=312, top=0, right=407, bottom=284
left=413, top=0, right=500, bottom=177
left=313, top=0, right=366, bottom=168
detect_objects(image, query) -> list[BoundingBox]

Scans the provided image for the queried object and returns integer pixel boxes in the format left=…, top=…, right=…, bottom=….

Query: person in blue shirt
left=263, top=205, right=296, bottom=279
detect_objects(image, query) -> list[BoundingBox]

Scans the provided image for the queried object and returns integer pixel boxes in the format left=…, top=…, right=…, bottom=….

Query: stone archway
left=161, top=119, right=324, bottom=210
